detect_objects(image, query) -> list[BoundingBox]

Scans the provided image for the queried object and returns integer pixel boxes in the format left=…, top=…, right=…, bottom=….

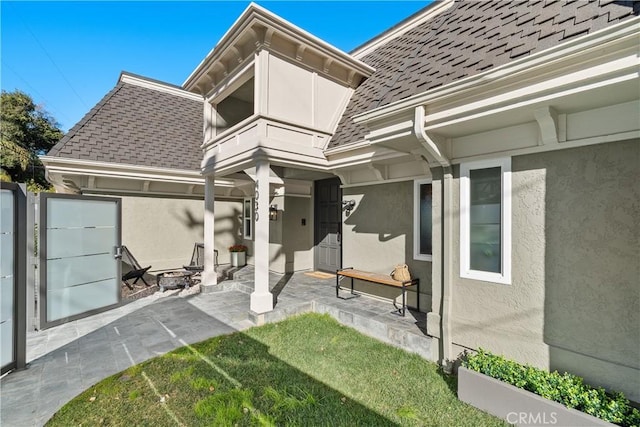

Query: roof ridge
left=48, top=83, right=125, bottom=156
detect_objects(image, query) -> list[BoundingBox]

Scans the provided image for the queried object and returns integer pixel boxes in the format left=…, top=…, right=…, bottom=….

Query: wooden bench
left=336, top=267, right=419, bottom=316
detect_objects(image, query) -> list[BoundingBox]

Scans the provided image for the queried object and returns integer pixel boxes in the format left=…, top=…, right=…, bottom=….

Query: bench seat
left=336, top=267, right=419, bottom=316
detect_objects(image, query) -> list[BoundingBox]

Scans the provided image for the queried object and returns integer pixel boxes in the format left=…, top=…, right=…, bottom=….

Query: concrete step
left=313, top=301, right=433, bottom=360
left=246, top=299, right=433, bottom=361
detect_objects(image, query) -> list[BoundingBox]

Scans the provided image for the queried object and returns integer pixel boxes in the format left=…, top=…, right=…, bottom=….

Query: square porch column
left=202, top=175, right=218, bottom=287
left=251, top=157, right=273, bottom=313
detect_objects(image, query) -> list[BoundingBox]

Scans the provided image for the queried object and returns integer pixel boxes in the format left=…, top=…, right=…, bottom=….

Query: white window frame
left=243, top=197, right=254, bottom=240
left=460, top=157, right=511, bottom=285
left=414, top=178, right=433, bottom=262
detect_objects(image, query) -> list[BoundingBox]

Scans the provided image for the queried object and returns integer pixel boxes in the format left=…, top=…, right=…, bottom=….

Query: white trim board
left=459, top=157, right=512, bottom=285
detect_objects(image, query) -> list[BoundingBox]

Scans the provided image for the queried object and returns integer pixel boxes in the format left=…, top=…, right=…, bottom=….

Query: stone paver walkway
left=1, top=267, right=429, bottom=426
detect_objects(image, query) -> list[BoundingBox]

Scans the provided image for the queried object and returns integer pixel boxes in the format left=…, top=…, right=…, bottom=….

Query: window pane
left=243, top=198, right=253, bottom=238
left=469, top=167, right=501, bottom=273
left=245, top=219, right=251, bottom=238
left=419, top=184, right=432, bottom=255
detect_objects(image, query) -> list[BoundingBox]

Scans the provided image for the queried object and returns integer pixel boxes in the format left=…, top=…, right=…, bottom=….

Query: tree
left=1, top=90, right=64, bottom=190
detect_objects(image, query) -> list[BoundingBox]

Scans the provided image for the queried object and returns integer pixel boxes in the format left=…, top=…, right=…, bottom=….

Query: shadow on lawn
left=155, top=331, right=398, bottom=426
left=45, top=310, right=398, bottom=426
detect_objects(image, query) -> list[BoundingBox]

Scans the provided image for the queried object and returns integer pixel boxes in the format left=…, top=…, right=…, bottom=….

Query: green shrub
left=462, top=349, right=640, bottom=427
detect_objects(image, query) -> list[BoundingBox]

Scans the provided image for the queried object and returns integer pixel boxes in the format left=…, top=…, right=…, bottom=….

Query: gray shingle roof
left=329, top=0, right=640, bottom=148
left=48, top=78, right=204, bottom=170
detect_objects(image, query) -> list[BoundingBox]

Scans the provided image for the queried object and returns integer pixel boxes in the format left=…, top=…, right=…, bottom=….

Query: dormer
left=183, top=3, right=374, bottom=175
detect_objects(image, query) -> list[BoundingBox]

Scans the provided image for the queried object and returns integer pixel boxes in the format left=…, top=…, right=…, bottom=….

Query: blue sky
left=1, top=1, right=429, bottom=132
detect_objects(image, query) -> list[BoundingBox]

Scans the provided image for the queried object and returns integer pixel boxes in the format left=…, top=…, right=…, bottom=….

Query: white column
left=203, top=175, right=217, bottom=286
left=250, top=157, right=273, bottom=313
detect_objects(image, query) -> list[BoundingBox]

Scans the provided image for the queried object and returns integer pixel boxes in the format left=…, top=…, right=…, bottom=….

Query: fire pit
left=157, top=270, right=194, bottom=292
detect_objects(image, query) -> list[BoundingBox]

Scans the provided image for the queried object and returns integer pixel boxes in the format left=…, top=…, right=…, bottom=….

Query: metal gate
left=1, top=183, right=27, bottom=374
left=39, top=193, right=121, bottom=329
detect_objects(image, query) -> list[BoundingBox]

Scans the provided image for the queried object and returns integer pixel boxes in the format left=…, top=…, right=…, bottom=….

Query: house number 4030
left=254, top=180, right=259, bottom=222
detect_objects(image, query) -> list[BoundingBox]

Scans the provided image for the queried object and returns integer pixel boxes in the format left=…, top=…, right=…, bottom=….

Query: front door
left=314, top=178, right=342, bottom=272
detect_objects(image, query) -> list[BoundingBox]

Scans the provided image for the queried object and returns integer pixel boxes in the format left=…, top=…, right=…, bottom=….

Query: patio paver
left=0, top=267, right=430, bottom=426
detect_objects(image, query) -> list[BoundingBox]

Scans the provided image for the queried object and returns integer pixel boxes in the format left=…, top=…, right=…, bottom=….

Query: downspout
left=414, top=105, right=453, bottom=373
left=440, top=166, right=454, bottom=373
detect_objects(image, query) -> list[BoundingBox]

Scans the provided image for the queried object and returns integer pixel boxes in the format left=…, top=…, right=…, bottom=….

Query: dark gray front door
left=315, top=178, right=342, bottom=272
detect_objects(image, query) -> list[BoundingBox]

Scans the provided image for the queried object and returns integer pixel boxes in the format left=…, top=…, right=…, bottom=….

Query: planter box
left=458, top=367, right=613, bottom=426
left=230, top=251, right=246, bottom=267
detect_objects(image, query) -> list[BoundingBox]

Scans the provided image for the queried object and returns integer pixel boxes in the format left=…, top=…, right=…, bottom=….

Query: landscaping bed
left=460, top=349, right=640, bottom=427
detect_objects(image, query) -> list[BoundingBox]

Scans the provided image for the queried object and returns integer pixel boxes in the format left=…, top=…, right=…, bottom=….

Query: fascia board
left=184, top=3, right=374, bottom=90
left=425, top=56, right=639, bottom=130
left=120, top=73, right=203, bottom=101
left=183, top=2, right=257, bottom=89
left=324, top=140, right=370, bottom=156
left=249, top=14, right=375, bottom=76
left=40, top=156, right=204, bottom=184
left=351, top=0, right=454, bottom=59
left=353, top=17, right=640, bottom=125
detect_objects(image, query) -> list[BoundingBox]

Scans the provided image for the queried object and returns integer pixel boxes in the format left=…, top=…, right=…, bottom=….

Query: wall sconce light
left=342, top=199, right=356, bottom=214
left=269, top=204, right=278, bottom=221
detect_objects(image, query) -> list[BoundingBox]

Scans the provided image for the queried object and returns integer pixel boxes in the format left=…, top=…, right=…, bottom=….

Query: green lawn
left=47, top=313, right=507, bottom=426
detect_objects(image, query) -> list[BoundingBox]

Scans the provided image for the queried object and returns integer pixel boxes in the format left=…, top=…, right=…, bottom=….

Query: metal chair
left=183, top=243, right=218, bottom=272
left=121, top=246, right=152, bottom=289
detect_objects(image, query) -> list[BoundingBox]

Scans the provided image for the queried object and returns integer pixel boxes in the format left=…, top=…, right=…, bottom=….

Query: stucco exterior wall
left=120, top=196, right=241, bottom=271
left=540, top=140, right=639, bottom=402
left=449, top=140, right=639, bottom=401
left=265, top=195, right=313, bottom=273
left=242, top=194, right=313, bottom=273
left=343, top=181, right=431, bottom=310
left=282, top=196, right=314, bottom=272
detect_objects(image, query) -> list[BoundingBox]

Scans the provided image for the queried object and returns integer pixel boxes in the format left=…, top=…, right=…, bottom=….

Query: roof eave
left=182, top=3, right=374, bottom=93
left=353, top=16, right=640, bottom=126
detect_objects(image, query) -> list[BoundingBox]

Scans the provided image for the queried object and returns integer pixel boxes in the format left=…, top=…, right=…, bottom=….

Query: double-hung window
left=460, top=158, right=511, bottom=284
left=414, top=179, right=433, bottom=261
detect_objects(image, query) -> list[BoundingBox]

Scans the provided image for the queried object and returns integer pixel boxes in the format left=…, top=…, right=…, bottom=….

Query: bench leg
left=336, top=275, right=360, bottom=300
left=402, top=283, right=406, bottom=317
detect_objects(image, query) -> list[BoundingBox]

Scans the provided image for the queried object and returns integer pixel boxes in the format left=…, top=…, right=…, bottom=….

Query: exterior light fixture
left=342, top=199, right=356, bottom=214
left=269, top=204, right=278, bottom=221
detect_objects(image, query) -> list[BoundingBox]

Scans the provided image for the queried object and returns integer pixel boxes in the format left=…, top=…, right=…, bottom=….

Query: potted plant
left=229, top=244, right=248, bottom=267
